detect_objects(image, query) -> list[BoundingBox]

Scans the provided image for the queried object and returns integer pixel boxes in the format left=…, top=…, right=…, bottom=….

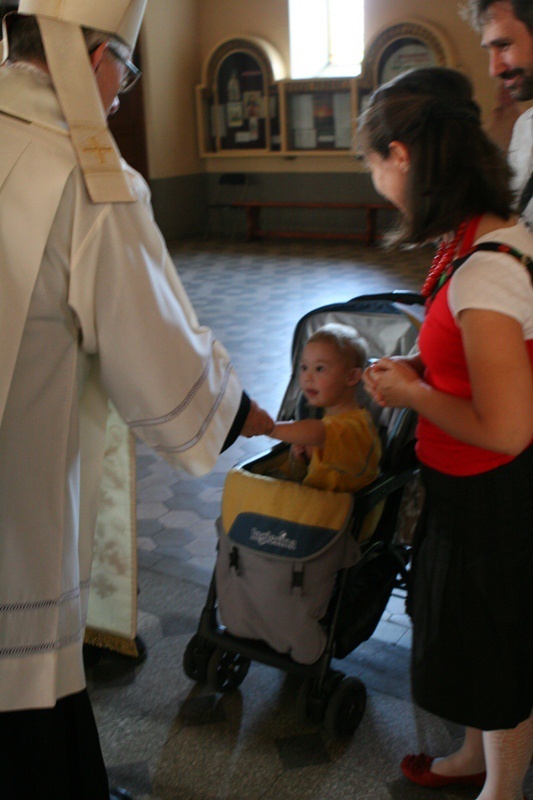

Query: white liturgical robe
left=0, top=65, right=243, bottom=711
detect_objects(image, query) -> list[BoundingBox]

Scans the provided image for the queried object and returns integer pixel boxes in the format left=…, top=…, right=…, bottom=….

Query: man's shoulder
left=0, top=115, right=78, bottom=202
left=120, top=160, right=151, bottom=206
left=512, top=105, right=533, bottom=137
left=509, top=106, right=533, bottom=191
left=0, top=115, right=74, bottom=161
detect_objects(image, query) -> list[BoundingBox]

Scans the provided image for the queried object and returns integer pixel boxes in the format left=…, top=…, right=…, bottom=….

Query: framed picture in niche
left=216, top=50, right=267, bottom=149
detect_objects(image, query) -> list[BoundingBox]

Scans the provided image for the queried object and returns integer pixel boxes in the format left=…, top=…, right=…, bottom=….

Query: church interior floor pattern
left=86, top=238, right=533, bottom=800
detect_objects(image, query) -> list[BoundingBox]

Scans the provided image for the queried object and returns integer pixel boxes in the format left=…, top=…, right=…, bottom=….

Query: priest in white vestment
left=0, top=3, right=272, bottom=799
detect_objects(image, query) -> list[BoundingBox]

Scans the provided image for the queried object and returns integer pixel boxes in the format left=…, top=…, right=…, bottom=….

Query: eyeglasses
left=107, top=47, right=142, bottom=94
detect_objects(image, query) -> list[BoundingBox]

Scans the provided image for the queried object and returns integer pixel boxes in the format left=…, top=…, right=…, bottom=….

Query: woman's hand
left=363, top=357, right=423, bottom=408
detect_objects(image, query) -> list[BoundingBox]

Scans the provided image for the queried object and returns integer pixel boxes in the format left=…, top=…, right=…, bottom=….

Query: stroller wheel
left=324, top=676, right=367, bottom=738
left=183, top=634, right=214, bottom=683
left=207, top=647, right=251, bottom=693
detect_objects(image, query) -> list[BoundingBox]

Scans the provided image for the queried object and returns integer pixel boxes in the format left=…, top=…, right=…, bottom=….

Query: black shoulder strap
left=428, top=240, right=533, bottom=305
left=451, top=241, right=533, bottom=281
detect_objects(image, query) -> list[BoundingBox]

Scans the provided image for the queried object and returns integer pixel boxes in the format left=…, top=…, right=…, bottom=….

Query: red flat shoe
left=401, top=753, right=486, bottom=788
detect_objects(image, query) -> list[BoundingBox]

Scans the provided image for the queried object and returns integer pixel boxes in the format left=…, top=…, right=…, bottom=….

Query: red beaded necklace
left=421, top=216, right=482, bottom=302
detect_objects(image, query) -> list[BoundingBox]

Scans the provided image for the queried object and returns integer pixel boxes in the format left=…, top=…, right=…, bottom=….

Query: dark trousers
left=0, top=689, right=109, bottom=800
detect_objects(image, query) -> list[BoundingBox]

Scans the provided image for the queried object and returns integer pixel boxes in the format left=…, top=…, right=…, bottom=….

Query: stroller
left=183, top=290, right=425, bottom=737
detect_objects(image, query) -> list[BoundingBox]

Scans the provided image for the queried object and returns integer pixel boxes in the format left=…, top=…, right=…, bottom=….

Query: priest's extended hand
left=240, top=399, right=274, bottom=437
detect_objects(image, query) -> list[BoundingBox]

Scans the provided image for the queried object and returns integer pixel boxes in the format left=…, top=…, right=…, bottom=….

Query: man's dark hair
left=5, top=14, right=129, bottom=64
left=358, top=67, right=514, bottom=246
left=464, top=0, right=533, bottom=32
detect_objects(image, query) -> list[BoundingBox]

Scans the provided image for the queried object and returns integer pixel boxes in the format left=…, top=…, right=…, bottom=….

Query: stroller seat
left=216, top=456, right=358, bottom=665
left=183, top=290, right=425, bottom=738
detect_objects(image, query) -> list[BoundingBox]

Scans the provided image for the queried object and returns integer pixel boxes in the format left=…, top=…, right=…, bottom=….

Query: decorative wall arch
left=198, top=36, right=286, bottom=153
left=360, top=20, right=455, bottom=92
left=203, top=36, right=286, bottom=89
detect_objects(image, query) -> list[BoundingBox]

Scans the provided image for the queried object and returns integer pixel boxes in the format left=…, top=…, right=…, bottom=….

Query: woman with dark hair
left=361, top=67, right=533, bottom=800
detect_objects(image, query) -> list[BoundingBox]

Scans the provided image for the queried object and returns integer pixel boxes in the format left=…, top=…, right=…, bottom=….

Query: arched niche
left=198, top=36, right=286, bottom=153
left=360, top=20, right=456, bottom=94
left=203, top=36, right=286, bottom=88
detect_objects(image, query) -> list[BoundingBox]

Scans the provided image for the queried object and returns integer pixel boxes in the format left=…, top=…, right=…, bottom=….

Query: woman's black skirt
left=410, top=445, right=533, bottom=731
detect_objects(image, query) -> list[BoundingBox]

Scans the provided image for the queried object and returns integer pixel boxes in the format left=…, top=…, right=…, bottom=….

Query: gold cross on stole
left=83, top=136, right=114, bottom=164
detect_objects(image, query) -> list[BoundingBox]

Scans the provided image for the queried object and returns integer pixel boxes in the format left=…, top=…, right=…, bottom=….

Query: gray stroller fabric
left=215, top=464, right=358, bottom=664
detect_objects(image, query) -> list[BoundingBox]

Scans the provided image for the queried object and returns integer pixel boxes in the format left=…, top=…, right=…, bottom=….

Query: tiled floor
left=86, top=238, right=532, bottom=800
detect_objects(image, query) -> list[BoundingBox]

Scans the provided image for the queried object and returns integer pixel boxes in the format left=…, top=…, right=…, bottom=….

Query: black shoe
left=82, top=642, right=103, bottom=668
left=109, top=788, right=134, bottom=800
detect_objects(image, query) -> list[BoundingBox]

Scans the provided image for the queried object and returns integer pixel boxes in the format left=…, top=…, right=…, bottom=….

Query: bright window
left=289, top=0, right=364, bottom=79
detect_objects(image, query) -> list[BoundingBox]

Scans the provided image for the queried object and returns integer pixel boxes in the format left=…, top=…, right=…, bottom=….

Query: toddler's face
left=299, top=340, right=354, bottom=409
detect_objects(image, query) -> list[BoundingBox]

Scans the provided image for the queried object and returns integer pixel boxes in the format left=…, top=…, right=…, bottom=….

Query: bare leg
left=431, top=726, right=486, bottom=776
left=477, top=712, right=533, bottom=800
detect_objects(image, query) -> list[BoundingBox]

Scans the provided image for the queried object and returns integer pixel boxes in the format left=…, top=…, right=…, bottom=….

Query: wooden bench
left=230, top=201, right=395, bottom=246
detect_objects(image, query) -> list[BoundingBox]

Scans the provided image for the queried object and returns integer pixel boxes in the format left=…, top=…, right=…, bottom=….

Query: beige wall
left=141, top=0, right=526, bottom=181
left=141, top=0, right=290, bottom=180
left=194, top=0, right=497, bottom=109
left=366, top=1, right=497, bottom=115
left=141, top=0, right=202, bottom=179
left=198, top=0, right=290, bottom=73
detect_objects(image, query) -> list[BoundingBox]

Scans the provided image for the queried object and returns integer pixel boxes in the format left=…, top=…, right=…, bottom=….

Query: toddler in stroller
left=183, top=291, right=424, bottom=737
left=268, top=322, right=381, bottom=497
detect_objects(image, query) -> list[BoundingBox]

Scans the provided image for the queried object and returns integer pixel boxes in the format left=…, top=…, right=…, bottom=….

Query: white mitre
left=0, top=0, right=147, bottom=203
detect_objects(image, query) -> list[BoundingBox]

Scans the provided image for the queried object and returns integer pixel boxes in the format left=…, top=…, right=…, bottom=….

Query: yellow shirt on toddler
left=303, top=408, right=381, bottom=493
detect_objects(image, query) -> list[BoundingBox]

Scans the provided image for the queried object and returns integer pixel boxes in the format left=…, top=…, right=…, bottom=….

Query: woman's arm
left=369, top=310, right=533, bottom=455
left=270, top=419, right=326, bottom=447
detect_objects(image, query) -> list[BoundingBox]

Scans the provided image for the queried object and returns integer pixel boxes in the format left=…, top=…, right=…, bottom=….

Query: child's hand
left=289, top=444, right=309, bottom=482
left=290, top=443, right=307, bottom=461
